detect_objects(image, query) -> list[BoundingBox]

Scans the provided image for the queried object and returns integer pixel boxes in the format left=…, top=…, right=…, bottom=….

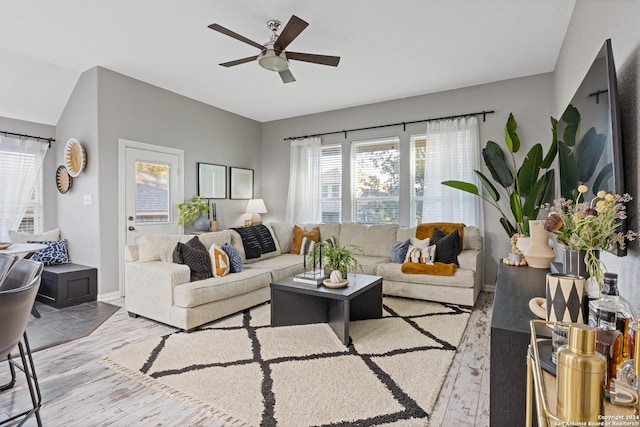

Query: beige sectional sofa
left=124, top=222, right=482, bottom=331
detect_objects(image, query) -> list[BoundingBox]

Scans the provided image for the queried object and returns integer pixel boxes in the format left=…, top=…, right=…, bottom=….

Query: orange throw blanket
left=401, top=262, right=457, bottom=276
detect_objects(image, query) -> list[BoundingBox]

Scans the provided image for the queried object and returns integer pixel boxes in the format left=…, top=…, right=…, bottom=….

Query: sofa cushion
left=463, top=226, right=482, bottom=251
left=270, top=222, right=295, bottom=253
left=353, top=254, right=391, bottom=275
left=391, top=239, right=411, bottom=263
left=339, top=222, right=399, bottom=258
left=139, top=234, right=195, bottom=262
left=304, top=223, right=342, bottom=245
left=290, top=225, right=319, bottom=254
left=222, top=242, right=243, bottom=273
left=173, top=269, right=272, bottom=308
left=197, top=230, right=233, bottom=250
left=172, top=237, right=213, bottom=281
left=209, top=244, right=230, bottom=277
left=248, top=253, right=305, bottom=282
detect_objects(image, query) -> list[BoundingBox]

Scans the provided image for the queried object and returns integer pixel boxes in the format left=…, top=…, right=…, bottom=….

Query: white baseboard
left=98, top=291, right=122, bottom=302
left=483, top=283, right=495, bottom=293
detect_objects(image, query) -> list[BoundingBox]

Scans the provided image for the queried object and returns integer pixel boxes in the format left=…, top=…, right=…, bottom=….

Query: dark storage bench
left=37, top=263, right=98, bottom=308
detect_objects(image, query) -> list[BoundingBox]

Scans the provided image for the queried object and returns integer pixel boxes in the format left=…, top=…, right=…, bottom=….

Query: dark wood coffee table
left=270, top=273, right=383, bottom=345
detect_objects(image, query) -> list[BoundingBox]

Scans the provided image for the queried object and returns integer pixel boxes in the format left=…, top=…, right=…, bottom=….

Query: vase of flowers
left=178, top=195, right=210, bottom=230
left=543, top=185, right=637, bottom=290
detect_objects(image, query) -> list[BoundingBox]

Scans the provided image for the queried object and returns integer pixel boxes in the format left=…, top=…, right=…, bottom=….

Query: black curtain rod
left=0, top=130, right=55, bottom=147
left=283, top=110, right=495, bottom=141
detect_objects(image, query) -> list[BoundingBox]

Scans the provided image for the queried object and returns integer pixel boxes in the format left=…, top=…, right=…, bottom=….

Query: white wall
left=261, top=73, right=555, bottom=287
left=554, top=1, right=640, bottom=311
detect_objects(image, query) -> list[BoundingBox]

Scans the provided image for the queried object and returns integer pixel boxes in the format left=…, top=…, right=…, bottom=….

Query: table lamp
left=246, top=199, right=267, bottom=225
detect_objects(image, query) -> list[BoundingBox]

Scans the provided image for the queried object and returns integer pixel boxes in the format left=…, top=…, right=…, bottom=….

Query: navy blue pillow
left=222, top=242, right=243, bottom=273
left=28, top=239, right=70, bottom=266
left=391, top=239, right=411, bottom=263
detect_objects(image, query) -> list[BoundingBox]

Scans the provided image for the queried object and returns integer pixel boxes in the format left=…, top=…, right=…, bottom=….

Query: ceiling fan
left=208, top=15, right=340, bottom=84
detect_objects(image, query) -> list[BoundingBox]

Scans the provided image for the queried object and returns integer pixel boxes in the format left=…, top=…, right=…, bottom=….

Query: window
left=0, top=136, right=48, bottom=241
left=410, top=117, right=481, bottom=227
left=320, top=144, right=342, bottom=223
left=351, top=138, right=399, bottom=223
left=411, top=136, right=426, bottom=225
left=135, top=161, right=171, bottom=223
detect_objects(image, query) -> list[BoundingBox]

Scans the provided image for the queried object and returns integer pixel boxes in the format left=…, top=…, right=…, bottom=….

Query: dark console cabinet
left=37, top=263, right=98, bottom=308
left=490, top=264, right=548, bottom=426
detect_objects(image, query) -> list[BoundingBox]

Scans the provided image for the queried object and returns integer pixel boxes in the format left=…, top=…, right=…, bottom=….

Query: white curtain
left=285, top=137, right=322, bottom=224
left=422, top=117, right=483, bottom=230
left=0, top=135, right=48, bottom=241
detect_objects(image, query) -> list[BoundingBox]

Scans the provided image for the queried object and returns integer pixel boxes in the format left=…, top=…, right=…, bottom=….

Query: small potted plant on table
left=178, top=195, right=210, bottom=231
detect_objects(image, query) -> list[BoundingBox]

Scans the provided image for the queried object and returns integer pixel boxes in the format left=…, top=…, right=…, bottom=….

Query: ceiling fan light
left=258, top=50, right=289, bottom=71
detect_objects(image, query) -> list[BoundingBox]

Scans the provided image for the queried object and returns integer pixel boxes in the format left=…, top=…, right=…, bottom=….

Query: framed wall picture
left=197, top=162, right=227, bottom=199
left=230, top=167, right=254, bottom=199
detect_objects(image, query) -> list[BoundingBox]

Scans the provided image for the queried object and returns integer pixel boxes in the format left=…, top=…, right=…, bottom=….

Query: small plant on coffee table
left=307, top=241, right=363, bottom=278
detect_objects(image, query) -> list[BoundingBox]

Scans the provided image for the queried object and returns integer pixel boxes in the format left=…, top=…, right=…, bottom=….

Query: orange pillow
left=290, top=225, right=320, bottom=254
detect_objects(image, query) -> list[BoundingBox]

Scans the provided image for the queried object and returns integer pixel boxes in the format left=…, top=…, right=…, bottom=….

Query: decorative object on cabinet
left=64, top=138, right=86, bottom=177
left=524, top=220, right=556, bottom=269
left=197, top=162, right=226, bottom=199
left=55, top=165, right=72, bottom=194
left=545, top=273, right=585, bottom=323
left=230, top=167, right=254, bottom=199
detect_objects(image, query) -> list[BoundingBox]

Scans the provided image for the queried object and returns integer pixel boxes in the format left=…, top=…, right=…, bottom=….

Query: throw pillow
left=173, top=237, right=212, bottom=281
left=411, top=237, right=431, bottom=249
left=209, top=244, right=230, bottom=277
left=431, top=228, right=460, bottom=265
left=404, top=245, right=436, bottom=265
left=28, top=239, right=70, bottom=265
left=10, top=228, right=60, bottom=244
left=300, top=236, right=316, bottom=256
left=391, top=239, right=411, bottom=263
left=290, top=225, right=320, bottom=254
left=222, top=242, right=243, bottom=273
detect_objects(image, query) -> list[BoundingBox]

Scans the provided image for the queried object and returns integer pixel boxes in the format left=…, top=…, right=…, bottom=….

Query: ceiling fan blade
left=286, top=52, right=341, bottom=67
left=219, top=55, right=259, bottom=67
left=208, top=23, right=264, bottom=50
left=273, top=15, right=308, bottom=51
left=279, top=69, right=296, bottom=84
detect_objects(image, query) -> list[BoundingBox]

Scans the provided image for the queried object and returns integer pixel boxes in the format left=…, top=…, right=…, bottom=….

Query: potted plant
left=442, top=113, right=557, bottom=238
left=178, top=195, right=210, bottom=230
left=307, top=241, right=363, bottom=277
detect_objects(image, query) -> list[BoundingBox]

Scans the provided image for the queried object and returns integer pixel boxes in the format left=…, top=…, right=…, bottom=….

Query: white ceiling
left=0, top=0, right=576, bottom=126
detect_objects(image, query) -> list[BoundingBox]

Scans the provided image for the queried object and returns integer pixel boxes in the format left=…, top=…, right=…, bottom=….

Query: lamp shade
left=246, top=199, right=267, bottom=214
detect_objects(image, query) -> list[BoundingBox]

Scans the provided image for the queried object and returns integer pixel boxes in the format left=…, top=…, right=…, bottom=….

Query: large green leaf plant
left=442, top=113, right=557, bottom=238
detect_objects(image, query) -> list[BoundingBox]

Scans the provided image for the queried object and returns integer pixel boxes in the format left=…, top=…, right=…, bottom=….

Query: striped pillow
left=404, top=244, right=436, bottom=265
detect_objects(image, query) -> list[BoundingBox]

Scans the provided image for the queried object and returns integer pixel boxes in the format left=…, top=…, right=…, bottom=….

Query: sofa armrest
left=458, top=249, right=481, bottom=272
left=124, top=261, right=190, bottom=321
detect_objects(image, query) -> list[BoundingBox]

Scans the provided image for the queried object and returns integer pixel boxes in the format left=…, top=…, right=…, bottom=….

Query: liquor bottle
left=595, top=310, right=623, bottom=390
left=588, top=272, right=634, bottom=359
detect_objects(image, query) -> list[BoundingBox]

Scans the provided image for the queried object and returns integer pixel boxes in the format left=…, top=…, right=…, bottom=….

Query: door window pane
left=136, top=161, right=170, bottom=223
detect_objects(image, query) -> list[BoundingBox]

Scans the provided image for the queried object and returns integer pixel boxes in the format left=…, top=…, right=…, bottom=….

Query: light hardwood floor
left=1, top=292, right=493, bottom=427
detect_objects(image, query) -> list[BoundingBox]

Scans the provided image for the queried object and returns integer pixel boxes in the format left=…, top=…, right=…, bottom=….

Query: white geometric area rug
left=104, top=296, right=471, bottom=426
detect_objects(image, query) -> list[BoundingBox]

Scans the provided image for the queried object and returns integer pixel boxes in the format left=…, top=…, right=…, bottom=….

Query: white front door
left=118, top=139, right=184, bottom=295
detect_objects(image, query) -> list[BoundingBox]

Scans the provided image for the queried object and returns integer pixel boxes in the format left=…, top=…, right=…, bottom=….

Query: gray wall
left=261, top=73, right=555, bottom=286
left=56, top=67, right=261, bottom=296
left=554, top=0, right=640, bottom=311
left=0, top=116, right=57, bottom=232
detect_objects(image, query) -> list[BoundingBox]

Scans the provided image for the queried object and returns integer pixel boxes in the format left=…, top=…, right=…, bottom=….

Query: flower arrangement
left=543, top=185, right=637, bottom=287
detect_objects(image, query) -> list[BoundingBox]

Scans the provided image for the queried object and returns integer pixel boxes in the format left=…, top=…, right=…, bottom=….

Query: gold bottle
left=557, top=323, right=606, bottom=422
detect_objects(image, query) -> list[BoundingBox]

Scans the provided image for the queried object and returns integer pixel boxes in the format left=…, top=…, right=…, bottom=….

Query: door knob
left=128, top=226, right=135, bottom=231
left=128, top=216, right=134, bottom=221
